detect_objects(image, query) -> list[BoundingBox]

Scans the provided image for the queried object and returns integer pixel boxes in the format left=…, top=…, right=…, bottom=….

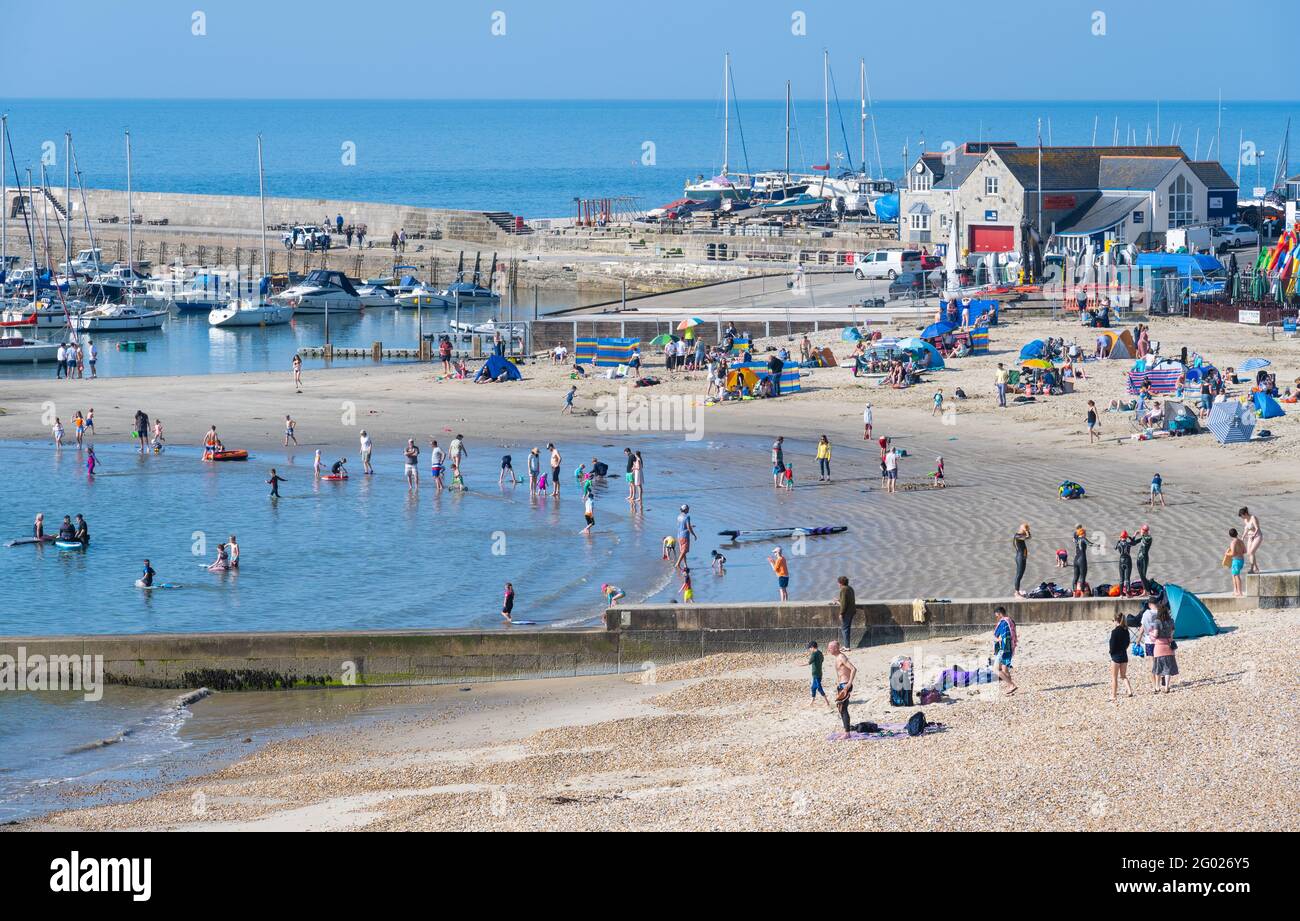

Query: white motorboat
left=355, top=282, right=397, bottom=308
left=271, top=269, right=362, bottom=314
left=448, top=319, right=524, bottom=343
left=59, top=248, right=110, bottom=276
left=169, top=272, right=242, bottom=312
left=0, top=333, right=61, bottom=363
left=73, top=303, right=167, bottom=331
left=208, top=299, right=292, bottom=328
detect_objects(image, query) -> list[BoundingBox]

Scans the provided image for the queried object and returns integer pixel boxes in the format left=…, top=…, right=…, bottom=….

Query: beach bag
left=1131, top=639, right=1146, bottom=658
left=905, top=712, right=928, bottom=737
left=1092, top=584, right=1112, bottom=597
left=1125, top=611, right=1144, bottom=628
left=1108, top=585, right=1123, bottom=597
left=852, top=721, right=881, bottom=734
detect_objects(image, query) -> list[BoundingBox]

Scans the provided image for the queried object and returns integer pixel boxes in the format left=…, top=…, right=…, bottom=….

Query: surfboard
left=717, top=525, right=848, bottom=540
left=6, top=536, right=55, bottom=547
left=55, top=540, right=86, bottom=550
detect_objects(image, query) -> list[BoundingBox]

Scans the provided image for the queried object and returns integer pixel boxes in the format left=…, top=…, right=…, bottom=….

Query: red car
left=920, top=254, right=942, bottom=271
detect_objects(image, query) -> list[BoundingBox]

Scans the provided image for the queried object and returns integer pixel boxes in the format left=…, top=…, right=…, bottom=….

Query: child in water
left=782, top=464, right=795, bottom=490
left=86, top=447, right=98, bottom=476
left=710, top=549, right=727, bottom=574
left=661, top=536, right=676, bottom=560
left=313, top=450, right=323, bottom=478
left=267, top=469, right=286, bottom=498
left=601, top=583, right=625, bottom=605
left=679, top=568, right=694, bottom=603
left=932, top=456, right=945, bottom=488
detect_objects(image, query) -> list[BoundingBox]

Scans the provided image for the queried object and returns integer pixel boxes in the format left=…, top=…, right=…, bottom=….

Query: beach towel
left=828, top=721, right=946, bottom=742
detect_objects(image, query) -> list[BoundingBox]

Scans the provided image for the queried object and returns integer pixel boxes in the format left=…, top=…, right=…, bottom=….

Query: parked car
left=282, top=225, right=332, bottom=251
left=1212, top=223, right=1260, bottom=251
left=887, top=270, right=938, bottom=300
left=920, top=254, right=942, bottom=270
left=853, top=249, right=923, bottom=280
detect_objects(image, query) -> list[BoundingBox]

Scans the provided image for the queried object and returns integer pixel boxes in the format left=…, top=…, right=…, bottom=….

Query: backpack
left=906, top=712, right=928, bottom=737
left=852, top=721, right=881, bottom=734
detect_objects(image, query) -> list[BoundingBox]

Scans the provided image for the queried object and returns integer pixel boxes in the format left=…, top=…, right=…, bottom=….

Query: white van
left=853, top=249, right=923, bottom=280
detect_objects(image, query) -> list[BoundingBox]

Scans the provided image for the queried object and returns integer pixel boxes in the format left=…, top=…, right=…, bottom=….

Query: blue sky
left=1, top=0, right=1293, bottom=101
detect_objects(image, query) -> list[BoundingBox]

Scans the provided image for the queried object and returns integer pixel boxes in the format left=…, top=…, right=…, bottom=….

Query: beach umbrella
left=677, top=317, right=704, bottom=331
left=1021, top=358, right=1054, bottom=370
left=1239, top=358, right=1271, bottom=372
left=650, top=333, right=673, bottom=346
left=920, top=321, right=956, bottom=339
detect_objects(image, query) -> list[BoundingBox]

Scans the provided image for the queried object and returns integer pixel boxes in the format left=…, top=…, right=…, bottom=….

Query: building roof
left=1098, top=156, right=1181, bottom=191
left=1189, top=160, right=1237, bottom=190
left=992, top=146, right=1187, bottom=191
left=1055, top=195, right=1148, bottom=237
left=918, top=152, right=980, bottom=190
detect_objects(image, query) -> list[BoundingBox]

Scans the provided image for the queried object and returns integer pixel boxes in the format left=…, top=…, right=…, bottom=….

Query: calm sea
left=1, top=99, right=1294, bottom=217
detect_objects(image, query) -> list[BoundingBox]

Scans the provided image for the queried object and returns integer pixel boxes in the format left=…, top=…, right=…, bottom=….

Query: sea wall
left=0, top=578, right=1275, bottom=691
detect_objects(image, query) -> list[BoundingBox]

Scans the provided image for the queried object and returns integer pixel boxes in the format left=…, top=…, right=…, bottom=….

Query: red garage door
left=969, top=225, right=1014, bottom=253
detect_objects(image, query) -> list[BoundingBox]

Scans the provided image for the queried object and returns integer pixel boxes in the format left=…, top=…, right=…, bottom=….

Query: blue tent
left=1253, top=391, right=1285, bottom=419
left=840, top=327, right=863, bottom=341
left=1019, top=339, right=1047, bottom=361
left=475, top=353, right=522, bottom=382
left=1164, top=584, right=1219, bottom=639
left=895, top=337, right=945, bottom=370
left=1184, top=365, right=1217, bottom=383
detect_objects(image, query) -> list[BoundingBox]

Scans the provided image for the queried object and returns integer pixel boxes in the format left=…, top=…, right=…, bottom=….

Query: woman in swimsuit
left=1238, top=507, right=1262, bottom=574
left=209, top=543, right=230, bottom=572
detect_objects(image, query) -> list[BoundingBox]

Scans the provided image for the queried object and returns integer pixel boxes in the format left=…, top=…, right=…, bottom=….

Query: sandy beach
left=17, top=607, right=1296, bottom=831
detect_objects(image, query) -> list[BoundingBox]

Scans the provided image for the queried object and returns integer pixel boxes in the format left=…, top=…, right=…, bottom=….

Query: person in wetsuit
left=57, top=516, right=75, bottom=541
left=1013, top=523, right=1031, bottom=596
left=73, top=514, right=89, bottom=546
left=1115, top=531, right=1135, bottom=596
left=331, top=458, right=348, bottom=477
left=1073, top=525, right=1094, bottom=596
left=1134, top=525, right=1153, bottom=593
left=140, top=559, right=155, bottom=587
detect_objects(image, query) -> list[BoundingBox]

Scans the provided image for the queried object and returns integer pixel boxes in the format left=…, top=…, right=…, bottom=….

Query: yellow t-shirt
left=816, top=442, right=831, bottom=460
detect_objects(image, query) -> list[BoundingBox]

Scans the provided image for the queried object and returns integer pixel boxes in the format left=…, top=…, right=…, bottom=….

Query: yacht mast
left=784, top=80, right=791, bottom=182
left=65, top=132, right=72, bottom=274
left=722, top=52, right=730, bottom=177
left=821, top=49, right=829, bottom=195
left=1, top=114, right=7, bottom=282
left=125, top=128, right=133, bottom=302
left=859, top=59, right=866, bottom=176
left=258, top=133, right=268, bottom=301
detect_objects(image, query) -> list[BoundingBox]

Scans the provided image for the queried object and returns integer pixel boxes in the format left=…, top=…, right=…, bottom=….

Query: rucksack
left=852, top=721, right=881, bottom=734
left=906, top=712, right=928, bottom=737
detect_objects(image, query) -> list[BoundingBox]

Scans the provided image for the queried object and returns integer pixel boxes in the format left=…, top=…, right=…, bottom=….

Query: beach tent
left=1018, top=339, right=1047, bottom=361
left=1185, top=365, right=1217, bottom=383
left=1162, top=400, right=1200, bottom=433
left=729, top=361, right=801, bottom=394
left=1253, top=391, right=1286, bottom=419
left=1163, top=584, right=1220, bottom=639
left=841, top=327, right=864, bottom=341
left=475, top=353, right=522, bottom=382
left=1100, top=328, right=1137, bottom=359
left=896, top=337, right=945, bottom=370
left=725, top=368, right=759, bottom=391
left=1208, top=400, right=1255, bottom=444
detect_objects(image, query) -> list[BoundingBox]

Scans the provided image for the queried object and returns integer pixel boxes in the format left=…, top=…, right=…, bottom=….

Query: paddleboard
left=6, top=536, right=55, bottom=547
left=321, top=474, right=348, bottom=481
left=137, top=580, right=179, bottom=589
left=55, top=540, right=86, bottom=550
left=508, top=620, right=538, bottom=625
left=717, top=525, right=848, bottom=540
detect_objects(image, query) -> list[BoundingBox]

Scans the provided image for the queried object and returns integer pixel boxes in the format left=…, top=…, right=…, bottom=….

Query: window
left=1167, top=175, right=1192, bottom=228
left=1133, top=210, right=1144, bottom=224
left=910, top=212, right=930, bottom=232
left=985, top=176, right=1000, bottom=195
left=910, top=171, right=932, bottom=192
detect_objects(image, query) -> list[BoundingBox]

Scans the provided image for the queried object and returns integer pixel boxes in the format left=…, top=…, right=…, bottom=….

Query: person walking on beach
left=283, top=414, right=297, bottom=447
left=678, top=567, right=694, bottom=603
left=675, top=504, right=696, bottom=570
left=862, top=401, right=873, bottom=440
left=1086, top=400, right=1100, bottom=443
left=1150, top=606, right=1179, bottom=693
left=390, top=231, right=399, bottom=252
left=562, top=385, right=577, bottom=414
left=580, top=490, right=596, bottom=535
left=404, top=439, right=420, bottom=488
left=548, top=443, right=562, bottom=497
left=133, top=410, right=150, bottom=455
left=527, top=447, right=541, bottom=495
left=1149, top=472, right=1166, bottom=509
left=360, top=430, right=373, bottom=475
left=51, top=417, right=64, bottom=449
left=267, top=468, right=285, bottom=498
left=931, top=388, right=944, bottom=417
left=1134, top=524, right=1153, bottom=592
left=1238, top=507, right=1262, bottom=574
left=836, top=576, right=855, bottom=649
left=827, top=640, right=856, bottom=734
left=1013, top=523, right=1031, bottom=596
left=1072, top=525, right=1096, bottom=596
left=439, top=336, right=453, bottom=375
left=995, top=362, right=1008, bottom=408
left=292, top=353, right=303, bottom=393
left=771, top=436, right=786, bottom=487
left=1108, top=612, right=1134, bottom=703
left=806, top=642, right=833, bottom=710
left=769, top=546, right=790, bottom=601
left=883, top=444, right=899, bottom=494
left=500, top=582, right=515, bottom=623
left=992, top=606, right=1019, bottom=695
left=1224, top=529, right=1246, bottom=596
left=816, top=435, right=832, bottom=482
left=56, top=343, right=66, bottom=380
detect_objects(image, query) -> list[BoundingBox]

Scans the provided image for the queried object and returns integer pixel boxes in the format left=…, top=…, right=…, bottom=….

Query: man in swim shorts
left=403, top=440, right=419, bottom=487
left=429, top=439, right=445, bottom=491
left=827, top=640, right=856, bottom=733
left=548, top=443, right=562, bottom=497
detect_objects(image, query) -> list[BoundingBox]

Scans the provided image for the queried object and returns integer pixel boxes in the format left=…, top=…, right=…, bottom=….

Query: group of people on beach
left=54, top=339, right=98, bottom=380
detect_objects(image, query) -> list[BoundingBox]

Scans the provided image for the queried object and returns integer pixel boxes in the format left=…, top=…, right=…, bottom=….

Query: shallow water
left=0, top=292, right=589, bottom=381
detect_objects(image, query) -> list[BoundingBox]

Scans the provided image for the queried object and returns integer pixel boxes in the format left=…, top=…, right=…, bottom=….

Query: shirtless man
left=827, top=640, right=857, bottom=735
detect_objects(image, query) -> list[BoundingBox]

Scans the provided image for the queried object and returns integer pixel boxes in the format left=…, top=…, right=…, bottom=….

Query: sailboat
left=809, top=54, right=895, bottom=215
left=0, top=121, right=63, bottom=363
left=209, top=135, right=292, bottom=328
left=685, top=53, right=752, bottom=204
